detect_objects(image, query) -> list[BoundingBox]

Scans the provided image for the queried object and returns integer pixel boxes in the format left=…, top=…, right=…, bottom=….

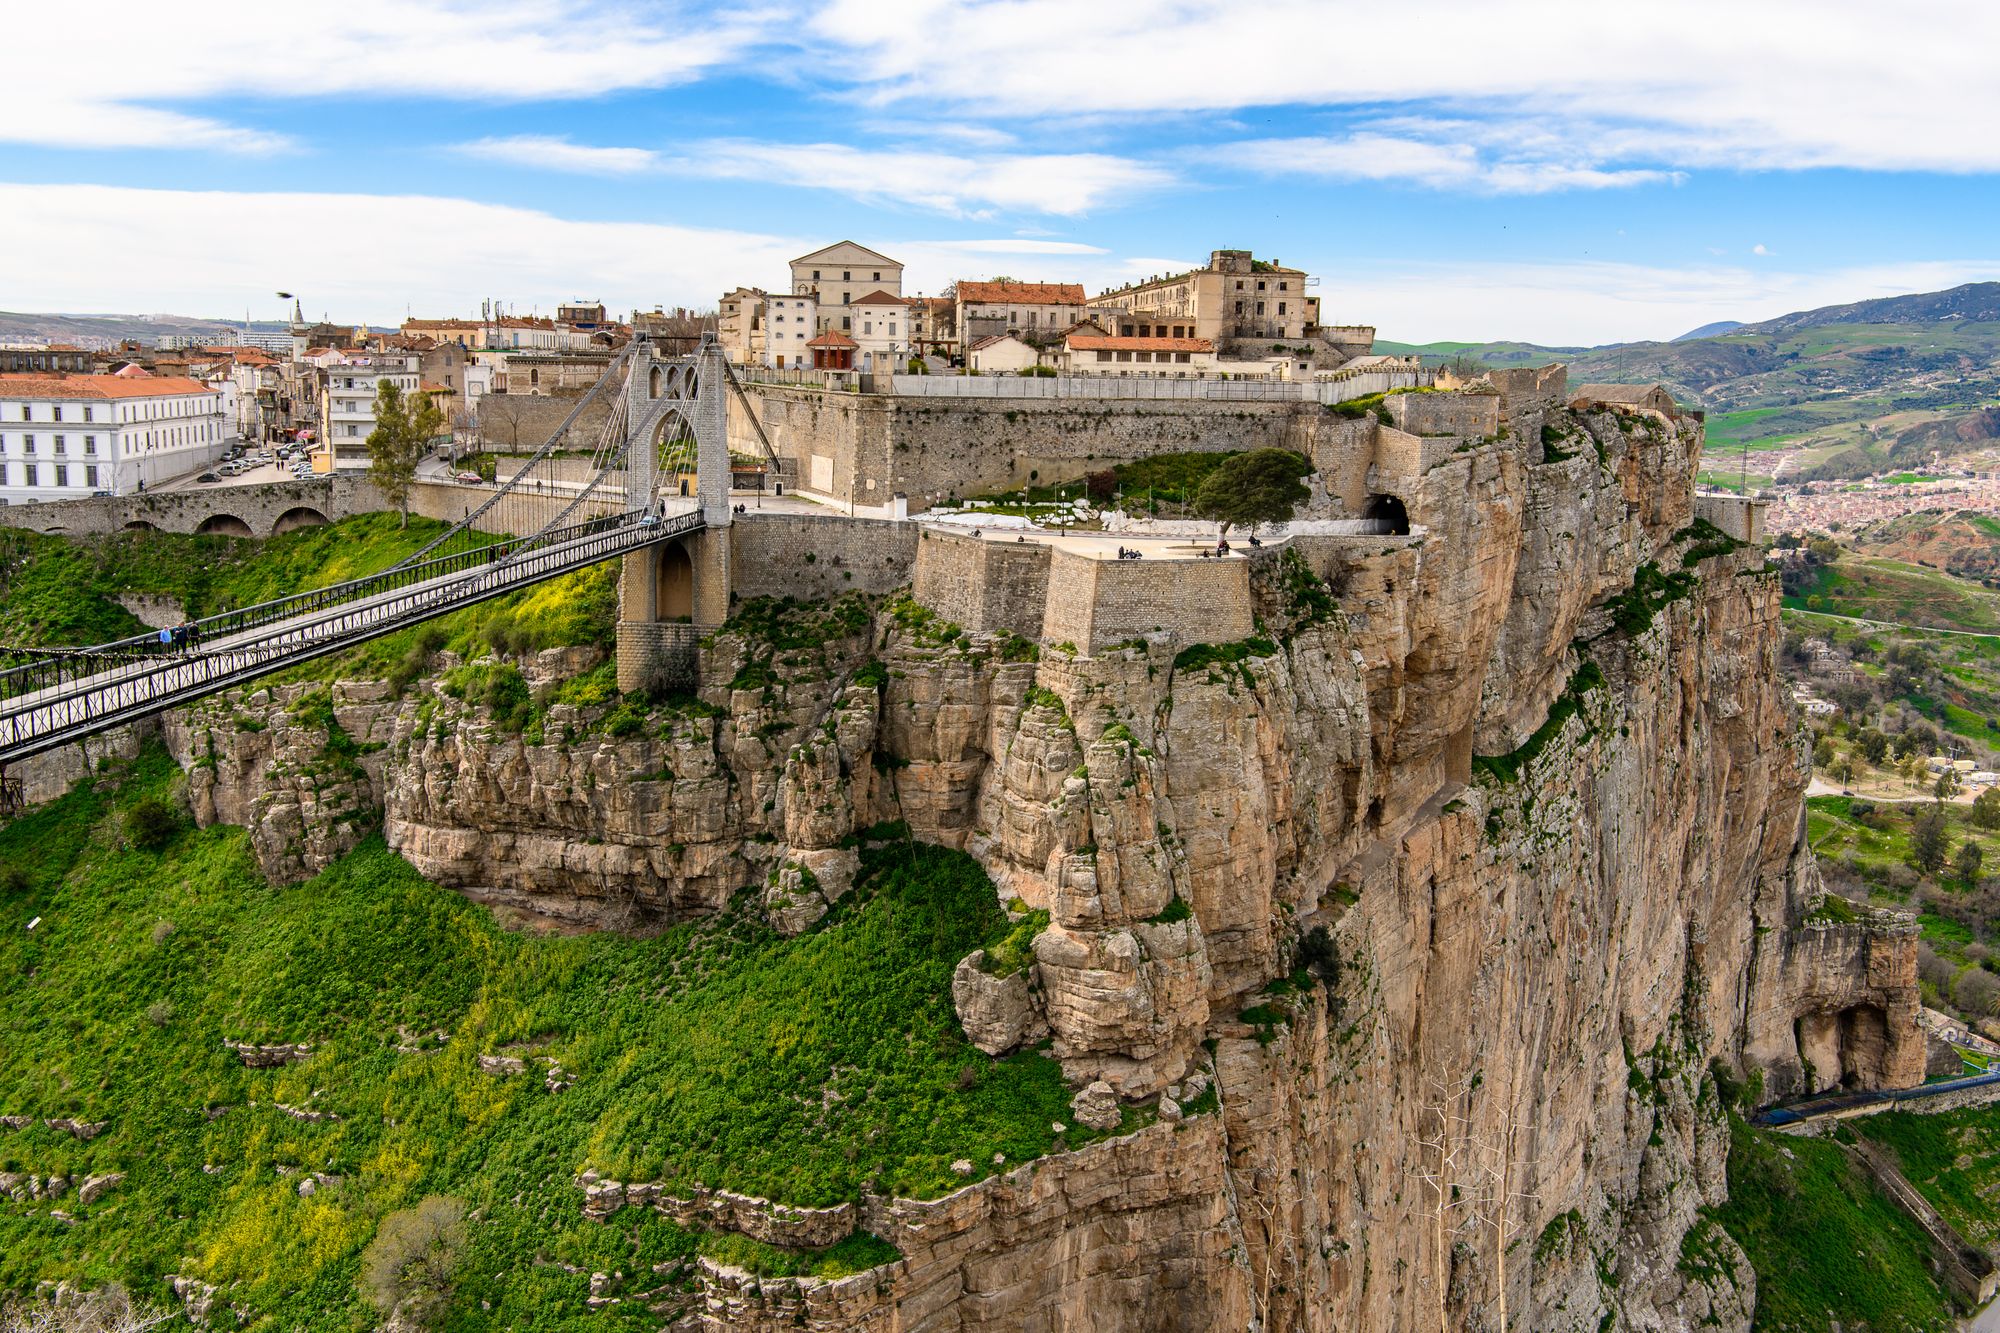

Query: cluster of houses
left=717, top=241, right=1400, bottom=382
left=0, top=297, right=701, bottom=497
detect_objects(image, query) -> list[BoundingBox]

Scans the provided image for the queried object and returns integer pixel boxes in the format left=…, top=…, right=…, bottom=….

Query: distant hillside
left=0, top=311, right=291, bottom=347
left=1851, top=509, right=2000, bottom=584
left=1676, top=320, right=1743, bottom=341
left=1380, top=281, right=2000, bottom=483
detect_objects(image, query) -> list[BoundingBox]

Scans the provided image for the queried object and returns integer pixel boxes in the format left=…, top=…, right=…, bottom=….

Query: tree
left=1857, top=728, right=1890, bottom=765
left=1833, top=757, right=1855, bottom=785
left=1911, top=806, right=1950, bottom=877
left=1955, top=966, right=2000, bottom=1018
left=1812, top=738, right=1835, bottom=769
left=366, top=381, right=437, bottom=528
left=360, top=1196, right=467, bottom=1328
left=1957, top=839, right=1985, bottom=884
left=1192, top=449, right=1312, bottom=536
left=1937, top=767, right=1964, bottom=801
left=1, top=1283, right=175, bottom=1332
left=1973, top=787, right=2000, bottom=830
left=1806, top=536, right=1839, bottom=564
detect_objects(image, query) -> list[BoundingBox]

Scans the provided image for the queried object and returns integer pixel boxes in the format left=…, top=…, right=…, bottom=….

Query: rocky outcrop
left=151, top=379, right=1914, bottom=1331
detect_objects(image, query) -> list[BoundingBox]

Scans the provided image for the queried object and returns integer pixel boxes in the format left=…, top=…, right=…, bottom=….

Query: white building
left=1059, top=331, right=1218, bottom=377
left=850, top=291, right=910, bottom=373
left=763, top=293, right=816, bottom=368
left=0, top=373, right=230, bottom=501
left=317, top=355, right=420, bottom=470
left=967, top=334, right=1042, bottom=375
left=790, top=242, right=903, bottom=333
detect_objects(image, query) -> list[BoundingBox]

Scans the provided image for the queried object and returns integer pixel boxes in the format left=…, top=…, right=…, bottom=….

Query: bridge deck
left=0, top=507, right=702, bottom=765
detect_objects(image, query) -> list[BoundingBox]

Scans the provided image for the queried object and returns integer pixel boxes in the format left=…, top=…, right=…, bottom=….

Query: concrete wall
left=476, top=391, right=614, bottom=452
left=729, top=514, right=918, bottom=602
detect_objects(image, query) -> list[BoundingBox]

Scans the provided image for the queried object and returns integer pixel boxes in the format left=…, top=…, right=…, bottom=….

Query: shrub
left=122, top=795, right=182, bottom=852
left=359, top=1195, right=468, bottom=1328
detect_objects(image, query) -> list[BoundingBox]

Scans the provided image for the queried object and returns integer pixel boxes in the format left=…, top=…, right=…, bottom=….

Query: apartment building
left=789, top=242, right=903, bottom=333
left=1058, top=331, right=1218, bottom=378
left=1087, top=250, right=1322, bottom=348
left=956, top=281, right=1088, bottom=346
left=850, top=291, right=911, bottom=372
left=316, top=354, right=420, bottom=469
left=763, top=293, right=817, bottom=368
left=0, top=373, right=229, bottom=500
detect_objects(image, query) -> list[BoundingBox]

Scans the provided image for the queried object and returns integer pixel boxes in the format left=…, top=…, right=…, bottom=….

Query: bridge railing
left=0, top=513, right=641, bottom=704
left=0, top=512, right=703, bottom=757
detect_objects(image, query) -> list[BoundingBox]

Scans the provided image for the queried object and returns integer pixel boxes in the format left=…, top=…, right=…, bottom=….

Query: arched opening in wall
left=1364, top=494, right=1410, bottom=535
left=656, top=411, right=698, bottom=502
left=195, top=514, right=254, bottom=538
left=273, top=506, right=331, bottom=534
left=1837, top=1004, right=1889, bottom=1088
left=122, top=520, right=159, bottom=532
left=657, top=542, right=694, bottom=620
left=649, top=364, right=664, bottom=398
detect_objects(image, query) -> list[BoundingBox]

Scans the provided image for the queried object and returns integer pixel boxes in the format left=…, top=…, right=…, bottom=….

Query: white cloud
left=0, top=183, right=1138, bottom=320
left=807, top=0, right=2000, bottom=179
left=663, top=141, right=1171, bottom=216
left=1753, top=244, right=1772, bottom=256
left=0, top=183, right=799, bottom=323
left=456, top=136, right=661, bottom=175
left=1216, top=134, right=1673, bottom=194
left=5, top=2, right=769, bottom=152
left=1335, top=258, right=2000, bottom=346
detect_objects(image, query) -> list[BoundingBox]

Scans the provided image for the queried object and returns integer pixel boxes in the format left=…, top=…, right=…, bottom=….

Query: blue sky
left=7, top=0, right=2000, bottom=345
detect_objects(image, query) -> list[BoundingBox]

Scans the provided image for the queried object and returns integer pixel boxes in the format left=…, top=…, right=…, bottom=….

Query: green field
left=0, top=749, right=1093, bottom=1327
left=1782, top=554, right=2000, bottom=632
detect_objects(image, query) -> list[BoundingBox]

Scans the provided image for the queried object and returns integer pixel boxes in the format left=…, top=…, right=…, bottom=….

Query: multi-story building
left=789, top=242, right=903, bottom=333
left=955, top=282, right=1087, bottom=347
left=0, top=346, right=92, bottom=374
left=762, top=293, right=816, bottom=368
left=0, top=373, right=230, bottom=500
left=400, top=314, right=607, bottom=353
left=316, top=354, right=420, bottom=470
left=849, top=291, right=910, bottom=372
left=718, top=287, right=767, bottom=366
left=1087, top=250, right=1323, bottom=350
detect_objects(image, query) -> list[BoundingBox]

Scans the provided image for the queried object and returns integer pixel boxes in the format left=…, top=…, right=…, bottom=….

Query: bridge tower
left=616, top=335, right=734, bottom=693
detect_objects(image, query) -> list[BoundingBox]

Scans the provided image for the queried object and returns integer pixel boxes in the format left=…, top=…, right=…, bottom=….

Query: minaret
left=290, top=297, right=304, bottom=329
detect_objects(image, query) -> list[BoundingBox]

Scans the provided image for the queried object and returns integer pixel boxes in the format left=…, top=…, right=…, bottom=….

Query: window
left=1096, top=350, right=1111, bottom=362
left=873, top=271, right=881, bottom=281
left=1279, top=282, right=1288, bottom=291
left=84, top=465, right=97, bottom=487
left=1235, top=302, right=1243, bottom=314
left=18, top=407, right=28, bottom=422
left=1278, top=303, right=1286, bottom=316
left=842, top=317, right=851, bottom=330
left=1235, top=281, right=1244, bottom=290
left=888, top=322, right=897, bottom=335
left=1256, top=302, right=1265, bottom=315
left=812, top=269, right=821, bottom=279
left=23, top=464, right=35, bottom=486
left=22, top=435, right=33, bottom=455
left=52, top=436, right=65, bottom=456
left=843, top=293, right=851, bottom=304
left=52, top=405, right=63, bottom=421
left=1257, top=281, right=1266, bottom=291
left=842, top=270, right=851, bottom=281
left=54, top=465, right=67, bottom=487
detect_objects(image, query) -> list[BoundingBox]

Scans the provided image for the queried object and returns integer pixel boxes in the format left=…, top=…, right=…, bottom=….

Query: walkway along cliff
left=141, top=367, right=1919, bottom=1331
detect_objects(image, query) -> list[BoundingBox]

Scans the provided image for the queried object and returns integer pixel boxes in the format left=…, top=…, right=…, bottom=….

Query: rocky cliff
left=158, top=378, right=1917, bottom=1331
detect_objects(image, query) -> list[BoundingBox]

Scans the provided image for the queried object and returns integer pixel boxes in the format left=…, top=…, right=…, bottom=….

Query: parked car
left=455, top=470, right=482, bottom=484
left=196, top=472, right=220, bottom=484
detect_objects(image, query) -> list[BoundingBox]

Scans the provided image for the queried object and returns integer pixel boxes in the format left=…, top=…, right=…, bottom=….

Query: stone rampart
left=728, top=515, right=918, bottom=602
left=911, top=528, right=1051, bottom=638
left=1040, top=548, right=1253, bottom=652
left=1388, top=391, right=1500, bottom=439
left=1694, top=491, right=1768, bottom=545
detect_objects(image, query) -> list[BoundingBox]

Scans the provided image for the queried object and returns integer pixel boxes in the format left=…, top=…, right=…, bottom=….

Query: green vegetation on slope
left=1713, top=1117, right=1954, bottom=1332
left=1858, top=1108, right=2000, bottom=1248
left=0, top=749, right=1077, bottom=1328
left=0, top=513, right=498, bottom=648
left=1782, top=551, right=2000, bottom=633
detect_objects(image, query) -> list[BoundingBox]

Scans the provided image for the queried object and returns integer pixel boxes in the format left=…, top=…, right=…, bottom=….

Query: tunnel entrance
left=1364, top=494, right=1410, bottom=535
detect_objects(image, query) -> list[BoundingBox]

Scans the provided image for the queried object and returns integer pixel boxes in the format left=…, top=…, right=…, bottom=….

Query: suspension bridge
left=0, top=335, right=774, bottom=776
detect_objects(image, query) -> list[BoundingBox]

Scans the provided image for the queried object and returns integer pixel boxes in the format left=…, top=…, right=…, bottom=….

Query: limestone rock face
left=950, top=951, right=1046, bottom=1055
left=150, top=391, right=1915, bottom=1332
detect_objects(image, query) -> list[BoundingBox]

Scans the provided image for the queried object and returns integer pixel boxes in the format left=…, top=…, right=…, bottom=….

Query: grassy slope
left=1781, top=553, right=2000, bottom=633
left=1715, top=1118, right=1955, bottom=1332
left=0, top=752, right=1075, bottom=1328
left=0, top=514, right=500, bottom=649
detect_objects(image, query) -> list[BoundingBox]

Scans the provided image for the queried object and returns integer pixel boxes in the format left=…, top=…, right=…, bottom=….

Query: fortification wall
left=729, top=515, right=918, bottom=602
left=476, top=392, right=615, bottom=452
left=1388, top=391, right=1500, bottom=438
left=735, top=386, right=1316, bottom=513
left=911, top=529, right=1050, bottom=638
left=1040, top=549, right=1253, bottom=652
